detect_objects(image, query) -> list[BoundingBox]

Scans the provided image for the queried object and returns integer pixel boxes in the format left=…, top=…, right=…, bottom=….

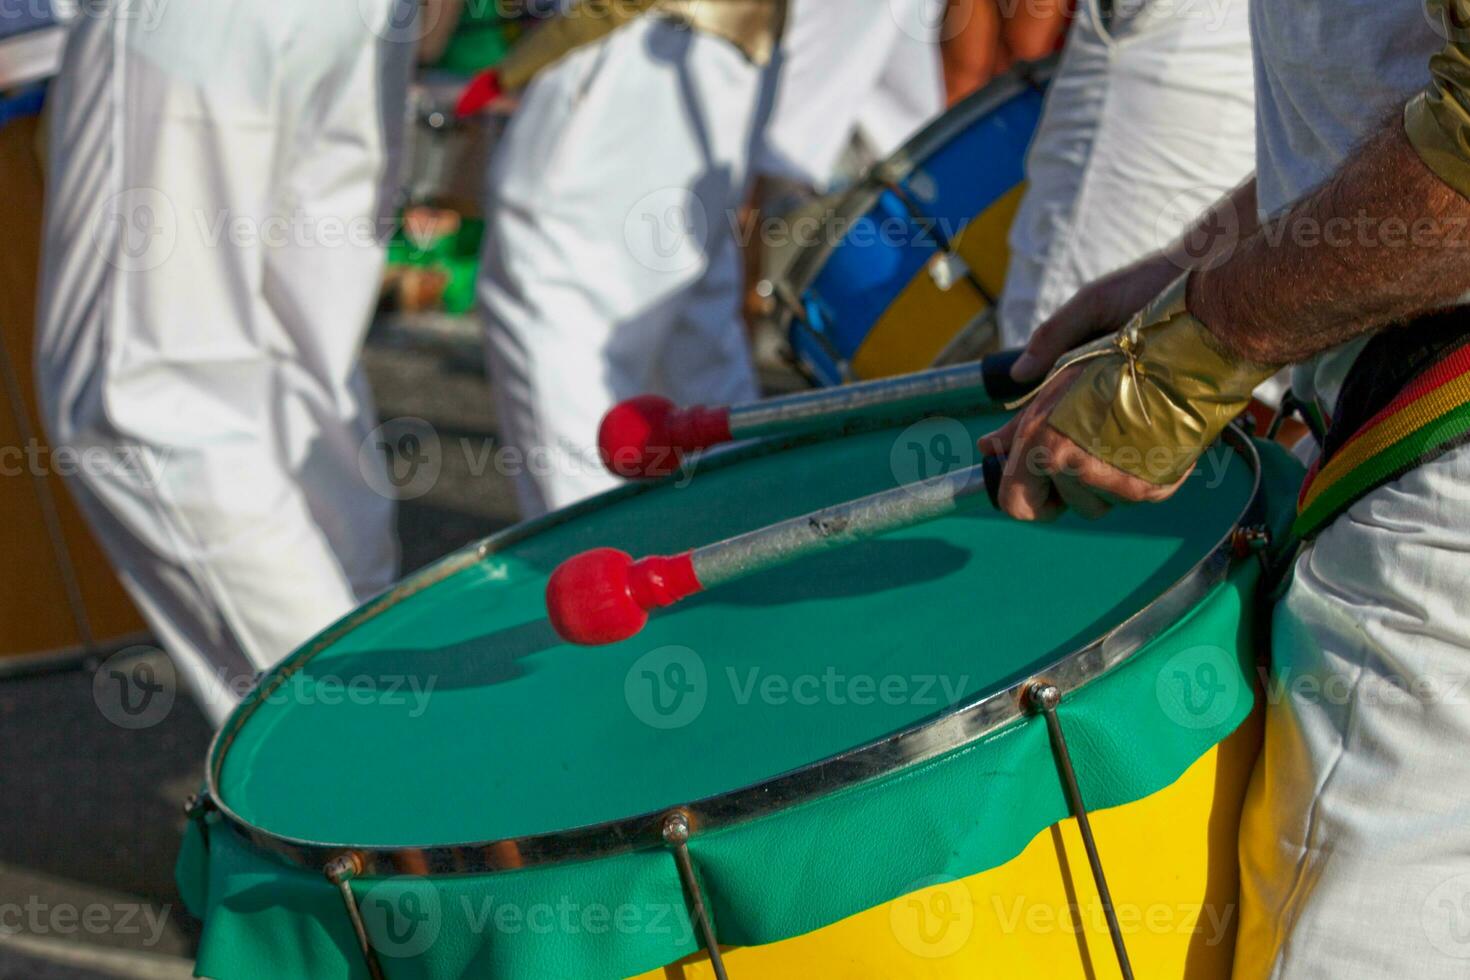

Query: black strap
left=1319, top=308, right=1470, bottom=465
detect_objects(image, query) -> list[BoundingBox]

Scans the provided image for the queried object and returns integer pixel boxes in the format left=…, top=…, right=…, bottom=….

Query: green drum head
left=216, top=410, right=1254, bottom=849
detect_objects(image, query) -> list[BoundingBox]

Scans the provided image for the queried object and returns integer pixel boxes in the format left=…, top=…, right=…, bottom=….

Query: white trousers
left=36, top=0, right=411, bottom=726
left=999, top=0, right=1257, bottom=346
left=758, top=0, right=945, bottom=187
left=1234, top=443, right=1470, bottom=978
left=479, top=16, right=763, bottom=518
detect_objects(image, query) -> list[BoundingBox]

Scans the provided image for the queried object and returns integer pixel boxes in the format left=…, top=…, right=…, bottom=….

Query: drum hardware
left=662, top=811, right=730, bottom=980
left=906, top=170, right=941, bottom=206
left=183, top=791, right=216, bottom=857
left=1231, top=524, right=1272, bottom=559
left=876, top=175, right=1000, bottom=309
left=750, top=278, right=779, bottom=320
left=784, top=289, right=854, bottom=385
left=770, top=279, right=807, bottom=326
left=927, top=251, right=970, bottom=293
left=325, top=851, right=388, bottom=980
left=1025, top=682, right=1136, bottom=980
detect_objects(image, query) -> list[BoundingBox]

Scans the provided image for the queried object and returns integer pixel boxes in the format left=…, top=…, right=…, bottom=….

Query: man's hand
left=979, top=366, right=1188, bottom=523
left=1010, top=257, right=1184, bottom=382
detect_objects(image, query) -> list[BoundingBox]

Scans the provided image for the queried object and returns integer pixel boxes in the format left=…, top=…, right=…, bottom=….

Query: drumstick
left=599, top=350, right=1034, bottom=479
left=546, top=457, right=1007, bottom=645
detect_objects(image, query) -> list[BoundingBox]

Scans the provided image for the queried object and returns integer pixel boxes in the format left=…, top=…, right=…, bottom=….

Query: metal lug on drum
left=183, top=791, right=214, bottom=820
left=662, top=811, right=730, bottom=980
left=1025, top=681, right=1136, bottom=980
left=1232, top=524, right=1272, bottom=558
left=927, top=252, right=971, bottom=293
left=183, top=792, right=215, bottom=851
left=324, top=852, right=387, bottom=980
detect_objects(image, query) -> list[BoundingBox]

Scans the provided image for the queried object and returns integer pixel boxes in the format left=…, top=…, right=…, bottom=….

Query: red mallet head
left=546, top=548, right=703, bottom=646
left=598, top=397, right=732, bottom=479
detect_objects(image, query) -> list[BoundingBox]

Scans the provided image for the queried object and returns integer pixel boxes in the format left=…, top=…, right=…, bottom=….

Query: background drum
left=0, top=63, right=147, bottom=665
left=780, top=58, right=1054, bottom=387
left=180, top=398, right=1303, bottom=980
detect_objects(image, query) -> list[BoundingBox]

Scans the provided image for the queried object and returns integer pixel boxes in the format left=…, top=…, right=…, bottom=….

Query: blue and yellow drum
left=782, top=59, right=1053, bottom=386
left=179, top=403, right=1302, bottom=980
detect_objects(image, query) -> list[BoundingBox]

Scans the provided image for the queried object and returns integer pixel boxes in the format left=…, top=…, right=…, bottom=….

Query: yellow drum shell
left=0, top=113, right=146, bottom=661
left=640, top=710, right=1262, bottom=980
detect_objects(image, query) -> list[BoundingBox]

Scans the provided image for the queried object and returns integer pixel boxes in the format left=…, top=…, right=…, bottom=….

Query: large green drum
left=179, top=404, right=1302, bottom=980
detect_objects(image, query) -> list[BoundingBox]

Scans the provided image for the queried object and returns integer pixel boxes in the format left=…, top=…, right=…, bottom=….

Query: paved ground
left=0, top=321, right=517, bottom=978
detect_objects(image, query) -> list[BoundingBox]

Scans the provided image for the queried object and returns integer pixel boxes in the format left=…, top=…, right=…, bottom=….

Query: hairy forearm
left=1190, top=117, right=1470, bottom=366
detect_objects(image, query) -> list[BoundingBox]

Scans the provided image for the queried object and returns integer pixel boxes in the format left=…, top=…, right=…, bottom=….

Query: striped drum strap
left=1294, top=312, right=1470, bottom=539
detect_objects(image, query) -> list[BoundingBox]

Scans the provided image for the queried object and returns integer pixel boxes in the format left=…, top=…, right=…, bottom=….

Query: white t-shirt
left=1250, top=0, right=1443, bottom=415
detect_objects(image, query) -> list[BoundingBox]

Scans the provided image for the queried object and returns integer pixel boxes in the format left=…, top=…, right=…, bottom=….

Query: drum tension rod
left=182, top=792, right=215, bottom=851
left=663, top=812, right=730, bottom=980
left=324, top=853, right=387, bottom=980
left=1026, top=683, right=1136, bottom=980
left=876, top=178, right=999, bottom=307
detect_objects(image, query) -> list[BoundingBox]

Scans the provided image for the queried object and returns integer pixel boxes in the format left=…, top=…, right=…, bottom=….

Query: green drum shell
left=180, top=408, right=1304, bottom=980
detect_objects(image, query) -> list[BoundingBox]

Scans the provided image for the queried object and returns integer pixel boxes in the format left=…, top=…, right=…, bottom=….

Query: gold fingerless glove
left=1025, top=275, right=1280, bottom=485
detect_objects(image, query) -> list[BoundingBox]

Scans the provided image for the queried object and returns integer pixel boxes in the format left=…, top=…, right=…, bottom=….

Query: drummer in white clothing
left=37, top=0, right=414, bottom=725
left=478, top=0, right=944, bottom=518
left=987, top=0, right=1470, bottom=974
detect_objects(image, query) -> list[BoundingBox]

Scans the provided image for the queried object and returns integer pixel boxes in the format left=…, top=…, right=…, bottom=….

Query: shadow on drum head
left=298, top=618, right=562, bottom=692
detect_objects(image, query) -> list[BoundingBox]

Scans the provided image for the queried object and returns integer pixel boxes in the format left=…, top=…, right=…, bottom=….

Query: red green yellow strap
left=1295, top=341, right=1470, bottom=538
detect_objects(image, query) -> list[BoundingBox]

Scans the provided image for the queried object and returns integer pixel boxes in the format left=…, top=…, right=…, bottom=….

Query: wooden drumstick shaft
left=599, top=350, right=1035, bottom=479
left=546, top=457, right=1007, bottom=645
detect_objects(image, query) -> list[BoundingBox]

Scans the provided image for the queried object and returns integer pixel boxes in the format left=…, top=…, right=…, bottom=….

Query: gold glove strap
left=1019, top=276, right=1280, bottom=486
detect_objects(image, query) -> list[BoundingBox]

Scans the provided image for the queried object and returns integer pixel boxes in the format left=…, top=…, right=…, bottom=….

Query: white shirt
left=1250, top=0, right=1443, bottom=414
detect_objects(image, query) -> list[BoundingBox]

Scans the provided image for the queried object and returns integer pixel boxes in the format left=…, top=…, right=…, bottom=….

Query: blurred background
left=0, top=10, right=824, bottom=976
